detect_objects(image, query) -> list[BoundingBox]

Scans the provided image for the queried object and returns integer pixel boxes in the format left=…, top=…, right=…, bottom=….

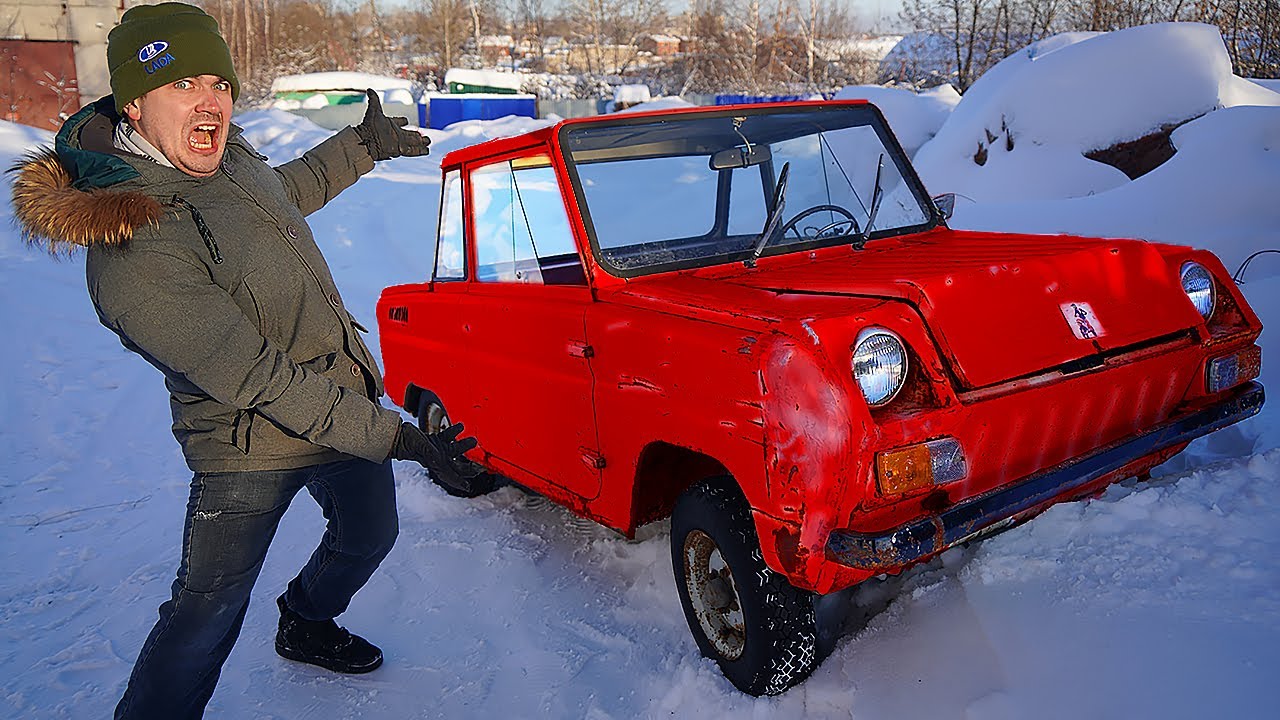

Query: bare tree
left=563, top=0, right=667, bottom=75
left=1194, top=0, right=1280, bottom=77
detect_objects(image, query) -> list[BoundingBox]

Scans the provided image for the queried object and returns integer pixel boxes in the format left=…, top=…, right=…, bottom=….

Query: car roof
left=438, top=99, right=871, bottom=169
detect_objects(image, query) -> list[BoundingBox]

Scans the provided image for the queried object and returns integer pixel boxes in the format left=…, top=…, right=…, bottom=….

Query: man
left=10, top=3, right=482, bottom=717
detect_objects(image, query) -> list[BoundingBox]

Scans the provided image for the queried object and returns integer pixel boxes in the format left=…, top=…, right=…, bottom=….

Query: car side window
left=435, top=170, right=465, bottom=281
left=473, top=157, right=586, bottom=285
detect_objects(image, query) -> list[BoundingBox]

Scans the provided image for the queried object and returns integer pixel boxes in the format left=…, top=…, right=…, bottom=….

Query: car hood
left=705, top=230, right=1204, bottom=389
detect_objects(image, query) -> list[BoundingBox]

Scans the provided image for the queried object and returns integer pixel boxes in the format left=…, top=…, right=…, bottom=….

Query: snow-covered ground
left=3, top=23, right=1279, bottom=718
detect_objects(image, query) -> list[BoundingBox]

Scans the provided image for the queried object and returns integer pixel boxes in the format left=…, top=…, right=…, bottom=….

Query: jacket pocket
left=230, top=273, right=265, bottom=336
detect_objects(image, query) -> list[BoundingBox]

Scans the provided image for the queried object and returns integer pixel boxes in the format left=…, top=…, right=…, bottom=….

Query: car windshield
left=559, top=104, right=936, bottom=277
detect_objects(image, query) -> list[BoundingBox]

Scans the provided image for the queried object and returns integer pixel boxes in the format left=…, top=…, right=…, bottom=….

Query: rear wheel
left=415, top=391, right=496, bottom=498
left=671, top=477, right=819, bottom=696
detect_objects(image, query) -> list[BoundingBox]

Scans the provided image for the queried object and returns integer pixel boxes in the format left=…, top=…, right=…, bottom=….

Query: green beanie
left=107, top=2, right=240, bottom=113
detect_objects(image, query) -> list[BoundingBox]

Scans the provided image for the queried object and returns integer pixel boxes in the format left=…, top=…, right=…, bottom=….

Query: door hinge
left=568, top=341, right=595, bottom=358
left=579, top=447, right=606, bottom=470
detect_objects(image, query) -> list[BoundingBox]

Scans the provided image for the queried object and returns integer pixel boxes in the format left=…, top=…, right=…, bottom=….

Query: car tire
left=415, top=391, right=496, bottom=498
left=670, top=477, right=819, bottom=696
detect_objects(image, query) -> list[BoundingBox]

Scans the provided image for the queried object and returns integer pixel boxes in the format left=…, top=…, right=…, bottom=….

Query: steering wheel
left=778, top=204, right=859, bottom=239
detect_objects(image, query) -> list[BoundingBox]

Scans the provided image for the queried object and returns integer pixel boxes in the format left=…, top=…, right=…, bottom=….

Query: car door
left=455, top=154, right=602, bottom=500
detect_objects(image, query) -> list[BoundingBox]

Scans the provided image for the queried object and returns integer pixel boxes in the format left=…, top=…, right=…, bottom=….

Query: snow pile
left=444, top=68, right=525, bottom=92
left=270, top=71, right=413, bottom=95
left=614, top=84, right=652, bottom=104
left=834, top=83, right=960, bottom=155
left=948, top=104, right=1280, bottom=274
left=614, top=96, right=697, bottom=114
left=914, top=23, right=1280, bottom=204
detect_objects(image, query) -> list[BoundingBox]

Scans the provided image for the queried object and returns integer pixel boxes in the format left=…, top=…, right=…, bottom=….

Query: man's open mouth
left=189, top=123, right=219, bottom=151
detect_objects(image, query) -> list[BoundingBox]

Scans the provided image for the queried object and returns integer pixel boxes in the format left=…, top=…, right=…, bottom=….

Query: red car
left=377, top=101, right=1264, bottom=695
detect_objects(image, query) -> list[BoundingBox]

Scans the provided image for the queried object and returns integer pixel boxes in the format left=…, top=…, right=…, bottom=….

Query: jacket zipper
left=170, top=195, right=223, bottom=264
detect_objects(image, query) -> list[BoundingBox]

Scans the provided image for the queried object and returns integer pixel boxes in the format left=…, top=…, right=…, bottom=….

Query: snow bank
left=270, top=71, right=412, bottom=95
left=834, top=83, right=960, bottom=155
left=614, top=84, right=651, bottom=104
left=614, top=96, right=697, bottom=114
left=915, top=23, right=1280, bottom=203
left=949, top=104, right=1280, bottom=272
left=444, top=67, right=524, bottom=92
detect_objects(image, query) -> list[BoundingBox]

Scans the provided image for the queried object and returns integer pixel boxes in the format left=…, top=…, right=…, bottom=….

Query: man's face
left=123, top=74, right=233, bottom=178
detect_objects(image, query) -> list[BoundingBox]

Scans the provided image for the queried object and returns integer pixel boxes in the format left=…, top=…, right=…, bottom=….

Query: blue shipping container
left=429, top=95, right=538, bottom=129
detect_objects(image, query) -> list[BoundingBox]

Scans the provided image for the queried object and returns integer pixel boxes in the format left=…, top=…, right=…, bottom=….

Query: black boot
left=275, top=596, right=383, bottom=674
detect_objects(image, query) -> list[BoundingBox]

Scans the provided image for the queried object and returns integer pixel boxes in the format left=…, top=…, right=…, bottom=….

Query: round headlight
left=852, top=328, right=908, bottom=407
left=1180, top=261, right=1216, bottom=320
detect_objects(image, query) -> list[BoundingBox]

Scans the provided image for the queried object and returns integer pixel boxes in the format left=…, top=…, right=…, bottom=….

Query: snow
left=3, top=22, right=1280, bottom=718
left=914, top=23, right=1280, bottom=204
left=443, top=68, right=524, bottom=92
left=614, top=97, right=696, bottom=114
left=834, top=83, right=960, bottom=155
left=270, top=72, right=413, bottom=95
left=613, top=96, right=696, bottom=114
left=613, top=84, right=652, bottom=104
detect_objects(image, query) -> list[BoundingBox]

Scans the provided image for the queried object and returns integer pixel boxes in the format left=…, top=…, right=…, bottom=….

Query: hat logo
left=138, top=41, right=169, bottom=63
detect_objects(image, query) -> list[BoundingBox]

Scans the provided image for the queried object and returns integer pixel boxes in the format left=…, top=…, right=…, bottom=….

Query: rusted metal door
left=1, top=40, right=79, bottom=131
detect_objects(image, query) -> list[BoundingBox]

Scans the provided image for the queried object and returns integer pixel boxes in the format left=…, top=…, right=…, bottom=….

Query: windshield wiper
left=852, top=153, right=885, bottom=250
left=745, top=162, right=790, bottom=268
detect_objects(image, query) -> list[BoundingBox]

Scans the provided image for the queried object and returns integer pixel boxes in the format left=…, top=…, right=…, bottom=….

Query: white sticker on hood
left=1061, top=302, right=1106, bottom=339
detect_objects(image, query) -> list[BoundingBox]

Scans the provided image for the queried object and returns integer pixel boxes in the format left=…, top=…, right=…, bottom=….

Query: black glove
left=390, top=421, right=482, bottom=492
left=353, top=88, right=429, bottom=161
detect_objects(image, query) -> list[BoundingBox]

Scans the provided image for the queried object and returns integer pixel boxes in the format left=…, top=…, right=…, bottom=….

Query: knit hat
left=107, top=2, right=240, bottom=113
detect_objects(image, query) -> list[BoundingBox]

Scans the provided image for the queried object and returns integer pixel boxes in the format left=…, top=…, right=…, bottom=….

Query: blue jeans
left=114, top=457, right=398, bottom=719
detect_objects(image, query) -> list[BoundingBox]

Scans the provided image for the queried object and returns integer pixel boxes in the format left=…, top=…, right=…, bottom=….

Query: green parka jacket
left=11, top=97, right=403, bottom=472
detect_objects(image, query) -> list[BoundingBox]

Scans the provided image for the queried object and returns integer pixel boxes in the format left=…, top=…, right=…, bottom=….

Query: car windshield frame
left=556, top=103, right=940, bottom=279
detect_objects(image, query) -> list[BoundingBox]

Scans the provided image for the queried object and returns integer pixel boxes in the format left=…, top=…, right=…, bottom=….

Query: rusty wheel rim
left=424, top=403, right=450, bottom=434
left=684, top=529, right=745, bottom=660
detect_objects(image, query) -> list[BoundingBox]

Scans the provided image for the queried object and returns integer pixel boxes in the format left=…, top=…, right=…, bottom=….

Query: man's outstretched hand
left=390, top=421, right=484, bottom=494
left=354, top=88, right=429, bottom=161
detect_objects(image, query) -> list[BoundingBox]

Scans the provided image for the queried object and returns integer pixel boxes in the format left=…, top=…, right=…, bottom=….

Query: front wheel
left=670, top=478, right=819, bottom=696
left=415, top=391, right=496, bottom=498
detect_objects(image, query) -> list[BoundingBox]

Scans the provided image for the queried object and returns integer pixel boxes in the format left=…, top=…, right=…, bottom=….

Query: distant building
left=477, top=34, right=514, bottom=66
left=638, top=34, right=680, bottom=57
left=1, top=0, right=132, bottom=129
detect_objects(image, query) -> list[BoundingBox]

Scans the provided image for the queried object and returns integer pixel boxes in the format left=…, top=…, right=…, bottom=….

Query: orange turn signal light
left=876, top=437, right=967, bottom=496
left=1207, top=345, right=1262, bottom=393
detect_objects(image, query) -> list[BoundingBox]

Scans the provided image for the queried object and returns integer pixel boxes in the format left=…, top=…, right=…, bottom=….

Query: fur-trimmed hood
left=11, top=146, right=163, bottom=253
left=9, top=96, right=244, bottom=255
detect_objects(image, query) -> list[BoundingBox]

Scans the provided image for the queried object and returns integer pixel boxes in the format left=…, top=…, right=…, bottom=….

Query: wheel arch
left=628, top=441, right=732, bottom=532
left=403, top=383, right=425, bottom=418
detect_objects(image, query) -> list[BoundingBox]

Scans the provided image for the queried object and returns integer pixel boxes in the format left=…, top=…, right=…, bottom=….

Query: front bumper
left=827, top=381, right=1265, bottom=570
